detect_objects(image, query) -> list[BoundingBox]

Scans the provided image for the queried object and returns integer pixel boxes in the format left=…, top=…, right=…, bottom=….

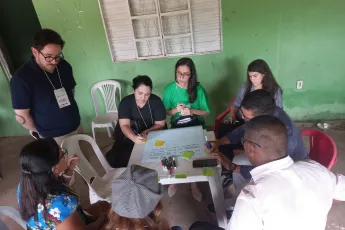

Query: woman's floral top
left=18, top=186, right=79, bottom=230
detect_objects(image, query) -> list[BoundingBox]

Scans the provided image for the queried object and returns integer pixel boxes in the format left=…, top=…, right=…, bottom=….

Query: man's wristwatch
left=230, top=163, right=237, bottom=172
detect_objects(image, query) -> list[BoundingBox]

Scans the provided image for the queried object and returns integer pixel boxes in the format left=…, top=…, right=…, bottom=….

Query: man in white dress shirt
left=190, top=115, right=345, bottom=230
left=227, top=115, right=345, bottom=230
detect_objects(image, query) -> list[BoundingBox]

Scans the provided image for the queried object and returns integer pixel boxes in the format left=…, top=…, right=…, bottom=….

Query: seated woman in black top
left=106, top=75, right=166, bottom=168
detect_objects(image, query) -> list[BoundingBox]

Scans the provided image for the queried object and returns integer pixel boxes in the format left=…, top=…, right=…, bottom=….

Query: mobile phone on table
left=192, top=159, right=218, bottom=168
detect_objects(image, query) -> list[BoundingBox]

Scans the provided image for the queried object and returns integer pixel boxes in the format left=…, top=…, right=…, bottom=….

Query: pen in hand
left=205, top=136, right=212, bottom=150
left=133, top=129, right=141, bottom=136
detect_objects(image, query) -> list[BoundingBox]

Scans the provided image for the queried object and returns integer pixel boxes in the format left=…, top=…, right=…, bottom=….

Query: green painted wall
left=2, top=0, right=344, bottom=136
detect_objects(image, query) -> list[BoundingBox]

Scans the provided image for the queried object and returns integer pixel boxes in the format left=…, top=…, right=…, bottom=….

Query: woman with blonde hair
left=105, top=165, right=181, bottom=230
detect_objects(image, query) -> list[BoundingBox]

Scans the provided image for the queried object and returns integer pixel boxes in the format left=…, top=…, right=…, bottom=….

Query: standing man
left=10, top=29, right=80, bottom=146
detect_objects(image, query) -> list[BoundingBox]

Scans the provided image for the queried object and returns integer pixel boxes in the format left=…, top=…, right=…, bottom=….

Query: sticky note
left=203, top=168, right=215, bottom=176
left=158, top=176, right=160, bottom=181
left=175, top=173, right=188, bottom=179
left=181, top=151, right=194, bottom=159
left=154, top=140, right=165, bottom=146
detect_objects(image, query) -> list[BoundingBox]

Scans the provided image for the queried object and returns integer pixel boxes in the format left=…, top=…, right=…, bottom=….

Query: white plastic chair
left=91, top=80, right=121, bottom=141
left=61, top=134, right=126, bottom=204
left=0, top=206, right=27, bottom=229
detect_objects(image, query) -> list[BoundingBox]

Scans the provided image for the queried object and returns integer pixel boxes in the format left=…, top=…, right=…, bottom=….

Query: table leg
left=208, top=166, right=227, bottom=228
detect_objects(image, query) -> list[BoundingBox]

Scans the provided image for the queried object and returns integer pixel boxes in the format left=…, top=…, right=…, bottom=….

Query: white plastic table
left=128, top=129, right=227, bottom=228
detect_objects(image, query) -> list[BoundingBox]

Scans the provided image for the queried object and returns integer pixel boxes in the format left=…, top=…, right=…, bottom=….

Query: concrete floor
left=1, top=122, right=345, bottom=229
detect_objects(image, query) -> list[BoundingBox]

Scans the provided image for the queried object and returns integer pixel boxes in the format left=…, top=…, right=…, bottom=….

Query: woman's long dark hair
left=175, top=57, right=198, bottom=103
left=19, top=138, right=76, bottom=221
left=245, top=59, right=282, bottom=97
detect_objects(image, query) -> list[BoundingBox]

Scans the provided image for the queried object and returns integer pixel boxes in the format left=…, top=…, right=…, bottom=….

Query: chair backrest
left=214, top=98, right=235, bottom=138
left=61, top=134, right=113, bottom=184
left=0, top=206, right=27, bottom=229
left=91, top=80, right=121, bottom=116
left=301, top=129, right=337, bottom=169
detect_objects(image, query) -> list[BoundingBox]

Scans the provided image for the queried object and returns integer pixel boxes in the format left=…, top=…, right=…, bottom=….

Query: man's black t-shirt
left=10, top=57, right=80, bottom=137
left=118, top=93, right=166, bottom=133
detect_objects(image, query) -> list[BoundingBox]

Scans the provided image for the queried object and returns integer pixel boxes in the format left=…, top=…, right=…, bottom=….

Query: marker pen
left=205, top=136, right=212, bottom=150
left=173, top=156, right=177, bottom=169
left=133, top=129, right=141, bottom=136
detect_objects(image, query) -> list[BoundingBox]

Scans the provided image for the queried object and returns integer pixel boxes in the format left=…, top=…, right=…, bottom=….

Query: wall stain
left=74, top=0, right=84, bottom=30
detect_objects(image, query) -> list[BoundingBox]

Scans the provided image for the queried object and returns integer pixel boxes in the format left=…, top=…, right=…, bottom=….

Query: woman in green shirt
left=163, top=58, right=210, bottom=128
left=163, top=57, right=210, bottom=202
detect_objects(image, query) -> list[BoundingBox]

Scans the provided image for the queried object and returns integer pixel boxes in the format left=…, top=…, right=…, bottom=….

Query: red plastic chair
left=214, top=98, right=235, bottom=138
left=301, top=129, right=337, bottom=169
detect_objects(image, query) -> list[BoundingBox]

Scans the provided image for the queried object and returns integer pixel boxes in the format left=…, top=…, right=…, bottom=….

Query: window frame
left=98, top=0, right=223, bottom=63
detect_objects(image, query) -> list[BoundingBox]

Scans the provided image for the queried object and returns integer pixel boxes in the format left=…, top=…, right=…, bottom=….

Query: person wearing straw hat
left=106, top=165, right=181, bottom=230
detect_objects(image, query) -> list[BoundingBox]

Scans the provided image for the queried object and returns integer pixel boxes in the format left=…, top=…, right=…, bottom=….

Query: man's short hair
left=241, top=89, right=276, bottom=116
left=244, top=115, right=288, bottom=156
left=32, top=29, right=65, bottom=51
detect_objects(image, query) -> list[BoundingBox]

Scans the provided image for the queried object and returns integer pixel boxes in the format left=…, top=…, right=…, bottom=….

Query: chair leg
left=107, top=127, right=112, bottom=137
left=92, top=126, right=96, bottom=141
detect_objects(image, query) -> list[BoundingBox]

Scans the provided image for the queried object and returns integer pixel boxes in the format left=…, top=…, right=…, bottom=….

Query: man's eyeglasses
left=241, top=137, right=261, bottom=148
left=240, top=108, right=250, bottom=121
left=59, top=148, right=68, bottom=161
left=39, top=51, right=64, bottom=62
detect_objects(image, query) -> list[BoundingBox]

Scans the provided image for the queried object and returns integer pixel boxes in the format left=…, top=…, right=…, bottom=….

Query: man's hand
left=212, top=152, right=231, bottom=170
left=205, top=141, right=219, bottom=153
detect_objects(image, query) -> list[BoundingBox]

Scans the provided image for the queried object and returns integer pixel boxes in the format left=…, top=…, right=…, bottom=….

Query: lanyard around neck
left=43, top=67, right=63, bottom=90
left=136, top=99, right=153, bottom=129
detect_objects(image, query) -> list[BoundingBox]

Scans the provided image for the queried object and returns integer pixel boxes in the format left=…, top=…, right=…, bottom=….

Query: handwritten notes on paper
left=143, top=141, right=201, bottom=162
left=141, top=126, right=206, bottom=163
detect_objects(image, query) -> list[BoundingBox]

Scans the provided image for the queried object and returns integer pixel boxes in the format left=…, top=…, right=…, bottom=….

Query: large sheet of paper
left=141, top=126, right=206, bottom=163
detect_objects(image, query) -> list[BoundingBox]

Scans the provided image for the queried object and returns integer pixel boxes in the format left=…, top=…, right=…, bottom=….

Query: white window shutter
left=99, top=0, right=222, bottom=62
left=190, top=0, right=222, bottom=53
left=99, top=0, right=137, bottom=62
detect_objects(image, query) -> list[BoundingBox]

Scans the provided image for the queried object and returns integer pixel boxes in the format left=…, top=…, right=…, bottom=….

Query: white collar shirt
left=227, top=156, right=345, bottom=230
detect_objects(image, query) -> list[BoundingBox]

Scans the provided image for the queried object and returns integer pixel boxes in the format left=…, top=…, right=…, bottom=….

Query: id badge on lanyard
left=44, top=67, right=71, bottom=109
left=54, top=87, right=71, bottom=108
